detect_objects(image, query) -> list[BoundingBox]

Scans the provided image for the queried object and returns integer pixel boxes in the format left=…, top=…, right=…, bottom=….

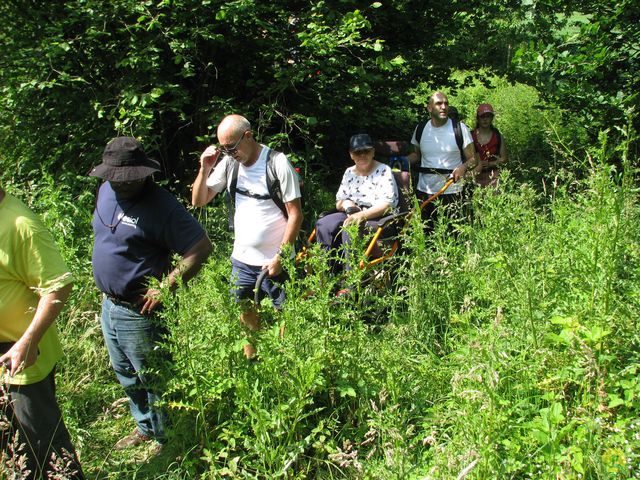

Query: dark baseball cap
left=349, top=134, right=374, bottom=152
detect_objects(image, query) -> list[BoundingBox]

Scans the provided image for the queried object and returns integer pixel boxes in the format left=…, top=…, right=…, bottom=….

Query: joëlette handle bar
left=417, top=177, right=456, bottom=212
left=254, top=268, right=270, bottom=307
left=361, top=177, right=456, bottom=268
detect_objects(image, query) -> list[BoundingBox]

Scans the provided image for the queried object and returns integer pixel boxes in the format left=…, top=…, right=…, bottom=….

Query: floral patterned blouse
left=336, top=163, right=399, bottom=214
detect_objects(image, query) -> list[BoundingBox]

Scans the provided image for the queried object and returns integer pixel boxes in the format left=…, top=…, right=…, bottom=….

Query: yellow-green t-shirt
left=0, top=194, right=73, bottom=385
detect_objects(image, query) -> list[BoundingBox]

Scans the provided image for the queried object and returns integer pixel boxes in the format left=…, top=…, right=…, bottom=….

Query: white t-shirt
left=411, top=119, right=473, bottom=194
left=206, top=146, right=301, bottom=266
left=336, top=163, right=399, bottom=214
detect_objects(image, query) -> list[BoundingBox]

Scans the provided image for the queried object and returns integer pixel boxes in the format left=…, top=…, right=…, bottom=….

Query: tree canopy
left=0, top=0, right=636, bottom=184
left=1, top=0, right=530, bottom=182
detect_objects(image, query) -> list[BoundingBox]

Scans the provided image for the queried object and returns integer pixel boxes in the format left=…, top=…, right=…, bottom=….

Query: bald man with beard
left=408, top=92, right=476, bottom=233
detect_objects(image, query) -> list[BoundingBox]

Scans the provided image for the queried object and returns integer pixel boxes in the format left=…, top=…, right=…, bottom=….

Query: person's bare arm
left=407, top=145, right=421, bottom=165
left=263, top=198, right=303, bottom=276
left=452, top=143, right=476, bottom=182
left=0, top=283, right=72, bottom=376
left=192, top=146, right=220, bottom=206
left=343, top=201, right=391, bottom=227
left=493, top=138, right=507, bottom=166
left=141, top=235, right=213, bottom=314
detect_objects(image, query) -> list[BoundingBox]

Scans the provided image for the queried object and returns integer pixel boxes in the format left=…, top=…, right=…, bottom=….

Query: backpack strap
left=265, top=148, right=288, bottom=219
left=225, top=157, right=240, bottom=231
left=415, top=119, right=428, bottom=144
left=225, top=148, right=288, bottom=231
left=451, top=117, right=465, bottom=162
left=416, top=166, right=454, bottom=175
left=415, top=118, right=464, bottom=161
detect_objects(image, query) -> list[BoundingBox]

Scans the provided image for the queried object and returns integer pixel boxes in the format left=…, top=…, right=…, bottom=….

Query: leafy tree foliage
left=0, top=0, right=527, bottom=186
left=511, top=0, right=639, bottom=153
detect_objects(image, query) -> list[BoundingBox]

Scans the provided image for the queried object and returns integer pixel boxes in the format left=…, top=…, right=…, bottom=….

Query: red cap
left=477, top=103, right=495, bottom=116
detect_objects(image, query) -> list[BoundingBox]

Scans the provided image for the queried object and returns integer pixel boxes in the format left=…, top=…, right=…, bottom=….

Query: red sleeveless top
left=472, top=129, right=499, bottom=163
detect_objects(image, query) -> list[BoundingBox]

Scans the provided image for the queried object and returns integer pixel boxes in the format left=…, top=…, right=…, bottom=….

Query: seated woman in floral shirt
left=315, top=134, right=398, bottom=273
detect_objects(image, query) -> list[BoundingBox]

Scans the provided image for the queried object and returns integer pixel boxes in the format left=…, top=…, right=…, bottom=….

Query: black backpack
left=414, top=117, right=465, bottom=175
left=224, top=147, right=288, bottom=231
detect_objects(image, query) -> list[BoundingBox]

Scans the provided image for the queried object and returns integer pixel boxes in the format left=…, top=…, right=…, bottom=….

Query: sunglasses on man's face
left=479, top=113, right=494, bottom=119
left=218, top=131, right=247, bottom=156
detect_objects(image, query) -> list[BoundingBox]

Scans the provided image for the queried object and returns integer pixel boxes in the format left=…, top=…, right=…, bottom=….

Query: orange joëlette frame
left=297, top=177, right=455, bottom=269
left=359, top=177, right=455, bottom=268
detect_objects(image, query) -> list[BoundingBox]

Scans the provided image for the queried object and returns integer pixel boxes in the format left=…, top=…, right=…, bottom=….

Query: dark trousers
left=417, top=191, right=466, bottom=235
left=1, top=369, right=84, bottom=479
left=315, top=212, right=380, bottom=273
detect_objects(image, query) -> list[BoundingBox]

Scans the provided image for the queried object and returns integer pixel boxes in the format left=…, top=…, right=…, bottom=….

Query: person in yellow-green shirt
left=0, top=185, right=84, bottom=479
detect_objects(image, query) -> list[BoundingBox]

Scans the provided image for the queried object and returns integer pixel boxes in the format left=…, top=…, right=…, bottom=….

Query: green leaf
left=338, top=386, right=356, bottom=398
left=607, top=394, right=625, bottom=409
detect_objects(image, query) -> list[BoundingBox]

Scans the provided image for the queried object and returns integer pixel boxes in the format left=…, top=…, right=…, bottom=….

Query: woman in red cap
left=472, top=103, right=507, bottom=188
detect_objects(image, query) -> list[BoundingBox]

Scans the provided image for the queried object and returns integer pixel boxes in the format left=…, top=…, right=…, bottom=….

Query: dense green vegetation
left=1, top=1, right=638, bottom=478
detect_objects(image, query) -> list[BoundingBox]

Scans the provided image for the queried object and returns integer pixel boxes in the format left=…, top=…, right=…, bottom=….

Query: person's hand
left=200, top=145, right=221, bottom=173
left=452, top=163, right=468, bottom=182
left=0, top=338, right=37, bottom=377
left=343, top=210, right=366, bottom=227
left=140, top=288, right=161, bottom=314
left=263, top=255, right=283, bottom=277
left=471, top=160, right=485, bottom=176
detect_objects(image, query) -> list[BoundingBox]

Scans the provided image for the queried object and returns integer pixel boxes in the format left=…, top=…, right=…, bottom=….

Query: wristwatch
left=345, top=206, right=361, bottom=215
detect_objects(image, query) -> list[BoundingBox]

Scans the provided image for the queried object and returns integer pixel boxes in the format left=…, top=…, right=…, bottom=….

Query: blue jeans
left=315, top=212, right=381, bottom=273
left=100, top=296, right=167, bottom=442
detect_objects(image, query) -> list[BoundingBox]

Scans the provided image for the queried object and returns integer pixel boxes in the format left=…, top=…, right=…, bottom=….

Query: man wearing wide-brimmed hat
left=89, top=136, right=212, bottom=452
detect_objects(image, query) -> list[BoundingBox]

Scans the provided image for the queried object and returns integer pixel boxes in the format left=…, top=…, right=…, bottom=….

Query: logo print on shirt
left=117, top=212, right=139, bottom=229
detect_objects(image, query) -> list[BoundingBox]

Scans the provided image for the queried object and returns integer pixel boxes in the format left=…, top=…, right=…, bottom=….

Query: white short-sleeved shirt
left=411, top=119, right=473, bottom=194
left=336, top=163, right=398, bottom=214
left=206, top=146, right=301, bottom=265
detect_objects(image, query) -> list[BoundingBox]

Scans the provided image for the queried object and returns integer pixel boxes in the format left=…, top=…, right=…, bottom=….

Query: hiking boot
left=114, top=429, right=152, bottom=450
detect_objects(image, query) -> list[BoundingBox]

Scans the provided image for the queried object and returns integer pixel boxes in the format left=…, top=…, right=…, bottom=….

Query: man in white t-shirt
left=192, top=114, right=303, bottom=359
left=407, top=92, right=476, bottom=232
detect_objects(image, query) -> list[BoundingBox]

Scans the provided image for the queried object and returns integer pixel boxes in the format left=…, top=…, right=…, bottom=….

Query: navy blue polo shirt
left=92, top=181, right=206, bottom=301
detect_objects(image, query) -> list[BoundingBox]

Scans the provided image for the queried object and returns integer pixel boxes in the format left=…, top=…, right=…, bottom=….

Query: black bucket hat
left=349, top=134, right=374, bottom=152
left=89, top=137, right=160, bottom=182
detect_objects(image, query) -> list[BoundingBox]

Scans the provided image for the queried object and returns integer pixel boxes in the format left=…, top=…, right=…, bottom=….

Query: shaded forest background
left=1, top=0, right=637, bottom=186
